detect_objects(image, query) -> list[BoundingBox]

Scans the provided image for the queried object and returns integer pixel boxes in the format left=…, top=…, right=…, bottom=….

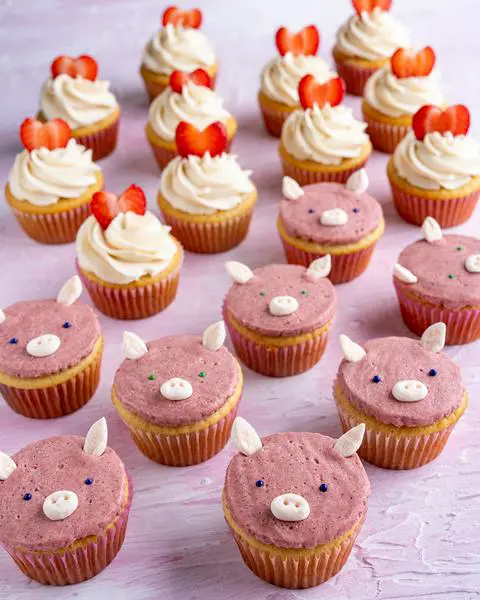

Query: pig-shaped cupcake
left=223, top=417, right=370, bottom=589
left=334, top=322, right=468, bottom=469
left=0, top=275, right=102, bottom=418
left=223, top=258, right=336, bottom=377
left=0, top=418, right=132, bottom=585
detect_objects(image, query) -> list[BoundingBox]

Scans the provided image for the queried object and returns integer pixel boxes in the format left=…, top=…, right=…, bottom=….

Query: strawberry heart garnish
left=275, top=25, right=320, bottom=57
left=90, top=185, right=147, bottom=230
left=20, top=118, right=71, bottom=152
left=162, top=6, right=202, bottom=28
left=169, top=69, right=213, bottom=93
left=352, top=0, right=392, bottom=15
left=175, top=121, right=228, bottom=158
left=391, top=47, right=436, bottom=79
left=298, top=75, right=345, bottom=110
left=51, top=55, right=98, bottom=81
left=412, top=105, right=470, bottom=141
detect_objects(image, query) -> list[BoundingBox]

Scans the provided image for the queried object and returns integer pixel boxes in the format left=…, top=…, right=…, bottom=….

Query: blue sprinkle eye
left=319, top=483, right=328, bottom=493
left=371, top=375, right=382, bottom=383
left=62, top=322, right=72, bottom=329
left=308, top=208, right=315, bottom=214
left=8, top=338, right=18, bottom=345
left=353, top=208, right=360, bottom=214
left=255, top=479, right=265, bottom=488
left=84, top=478, right=94, bottom=485
left=428, top=369, right=437, bottom=377
left=23, top=493, right=32, bottom=501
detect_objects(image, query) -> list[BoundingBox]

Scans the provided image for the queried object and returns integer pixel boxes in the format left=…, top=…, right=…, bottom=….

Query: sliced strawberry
left=162, top=6, right=202, bottom=28
left=90, top=185, right=147, bottom=230
left=391, top=47, right=435, bottom=79
left=412, top=105, right=470, bottom=141
left=169, top=69, right=212, bottom=93
left=352, top=0, right=392, bottom=15
left=298, top=75, right=345, bottom=110
left=51, top=55, right=98, bottom=81
left=275, top=25, right=319, bottom=56
left=20, top=118, right=71, bottom=151
left=175, top=121, right=228, bottom=158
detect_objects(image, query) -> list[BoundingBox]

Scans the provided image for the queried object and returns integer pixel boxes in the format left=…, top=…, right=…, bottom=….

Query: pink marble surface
left=1, top=1, right=480, bottom=599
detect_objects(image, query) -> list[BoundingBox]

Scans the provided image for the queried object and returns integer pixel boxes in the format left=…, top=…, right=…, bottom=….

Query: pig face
left=0, top=276, right=99, bottom=379
left=224, top=418, right=369, bottom=548
left=0, top=419, right=128, bottom=550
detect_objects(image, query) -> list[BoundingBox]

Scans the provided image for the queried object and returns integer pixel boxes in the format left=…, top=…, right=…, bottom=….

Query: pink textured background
left=1, top=1, right=480, bottom=598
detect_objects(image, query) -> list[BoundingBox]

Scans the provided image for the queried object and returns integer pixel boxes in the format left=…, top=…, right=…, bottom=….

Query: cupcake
left=279, top=75, right=372, bottom=185
left=277, top=169, right=384, bottom=283
left=76, top=184, right=183, bottom=320
left=146, top=71, right=236, bottom=170
left=388, top=104, right=480, bottom=226
left=258, top=25, right=337, bottom=137
left=0, top=276, right=102, bottom=419
left=5, top=118, right=102, bottom=244
left=39, top=55, right=120, bottom=160
left=157, top=121, right=256, bottom=253
left=334, top=323, right=468, bottom=469
left=223, top=417, right=370, bottom=588
left=223, top=258, right=336, bottom=377
left=112, top=322, right=243, bottom=466
left=333, top=0, right=410, bottom=96
left=362, top=46, right=444, bottom=153
left=394, top=216, right=480, bottom=345
left=0, top=418, right=132, bottom=585
left=140, top=6, right=217, bottom=101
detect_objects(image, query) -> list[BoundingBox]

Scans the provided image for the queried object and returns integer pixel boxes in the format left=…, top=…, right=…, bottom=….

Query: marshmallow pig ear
left=334, top=424, right=365, bottom=457
left=83, top=417, right=108, bottom=457
left=0, top=452, right=17, bottom=480
left=57, top=275, right=83, bottom=306
left=339, top=334, right=366, bottom=363
left=225, top=261, right=254, bottom=284
left=345, top=168, right=368, bottom=194
left=282, top=176, right=304, bottom=200
left=422, top=217, right=443, bottom=243
left=0, top=310, right=6, bottom=325
left=232, top=417, right=262, bottom=456
left=202, top=321, right=226, bottom=351
left=421, top=322, right=446, bottom=353
left=122, top=331, right=148, bottom=360
left=306, top=255, right=331, bottom=281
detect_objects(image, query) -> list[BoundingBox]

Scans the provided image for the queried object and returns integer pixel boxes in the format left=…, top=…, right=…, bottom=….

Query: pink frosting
left=0, top=299, right=101, bottom=379
left=224, top=431, right=370, bottom=549
left=0, top=435, right=128, bottom=551
left=336, top=336, right=465, bottom=427
left=223, top=264, right=336, bottom=337
left=280, top=182, right=383, bottom=245
left=396, top=235, right=480, bottom=309
left=114, top=335, right=241, bottom=426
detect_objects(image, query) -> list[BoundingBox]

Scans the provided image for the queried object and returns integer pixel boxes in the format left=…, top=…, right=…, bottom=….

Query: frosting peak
left=41, top=74, right=118, bottom=128
left=364, top=67, right=444, bottom=118
left=8, top=139, right=100, bottom=206
left=159, top=153, right=255, bottom=214
left=76, top=211, right=179, bottom=284
left=336, top=7, right=410, bottom=61
left=148, top=82, right=231, bottom=141
left=281, top=104, right=369, bottom=164
left=261, top=52, right=336, bottom=105
left=142, top=23, right=216, bottom=75
left=393, top=131, right=480, bottom=190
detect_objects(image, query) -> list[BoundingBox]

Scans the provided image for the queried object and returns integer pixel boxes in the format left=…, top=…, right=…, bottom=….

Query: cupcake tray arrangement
left=1, top=0, right=480, bottom=598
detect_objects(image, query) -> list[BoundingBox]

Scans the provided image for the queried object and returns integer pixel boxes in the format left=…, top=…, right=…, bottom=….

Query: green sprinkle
left=448, top=274, right=456, bottom=279
left=198, top=371, right=207, bottom=378
left=148, top=374, right=155, bottom=381
left=300, top=290, right=308, bottom=297
left=456, top=246, right=464, bottom=251
left=259, top=291, right=266, bottom=297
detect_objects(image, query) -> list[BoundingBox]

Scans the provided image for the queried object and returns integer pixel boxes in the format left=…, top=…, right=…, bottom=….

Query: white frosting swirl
left=260, top=52, right=336, bottom=105
left=76, top=211, right=178, bottom=284
left=142, top=23, right=216, bottom=75
left=148, top=81, right=231, bottom=141
left=8, top=139, right=100, bottom=206
left=364, top=67, right=444, bottom=118
left=281, top=104, right=369, bottom=164
left=41, top=74, right=118, bottom=128
left=336, top=7, right=410, bottom=61
left=393, top=131, right=480, bottom=191
left=159, top=153, right=255, bottom=215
